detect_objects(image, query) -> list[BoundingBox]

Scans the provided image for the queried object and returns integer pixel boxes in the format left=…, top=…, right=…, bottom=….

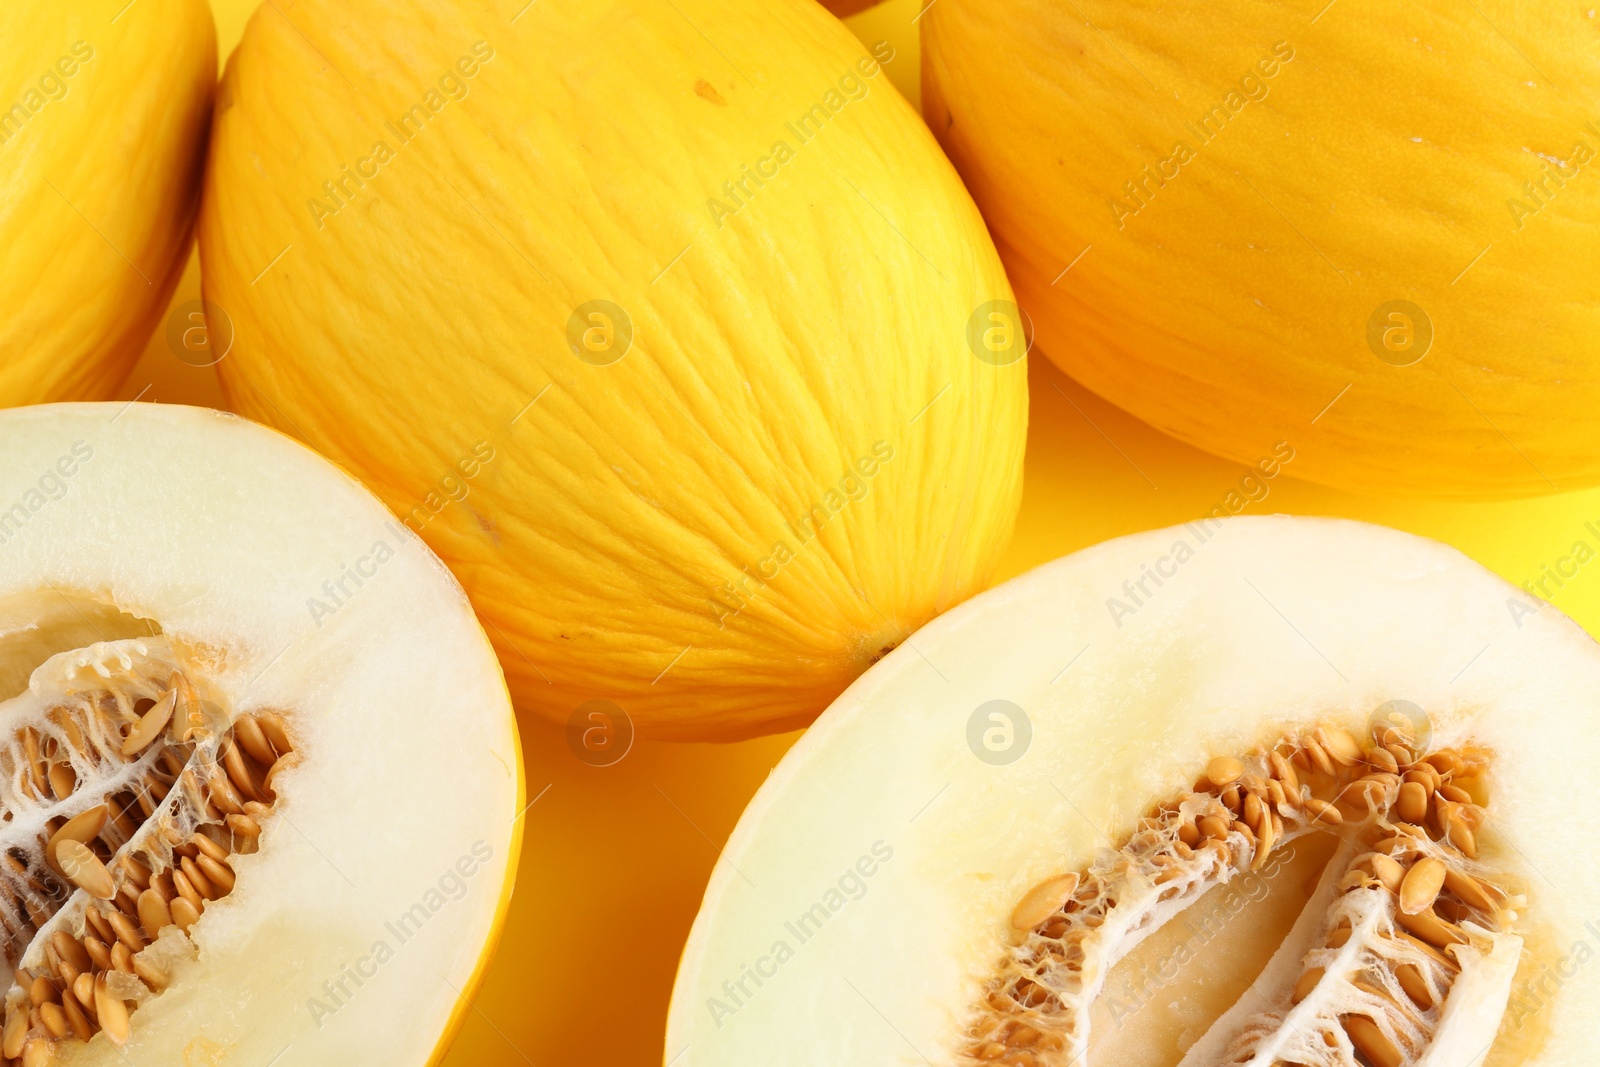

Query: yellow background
left=130, top=2, right=1600, bottom=1063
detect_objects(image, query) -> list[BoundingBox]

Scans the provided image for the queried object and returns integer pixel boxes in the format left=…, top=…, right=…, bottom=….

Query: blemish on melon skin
left=694, top=79, right=727, bottom=106
left=475, top=509, right=502, bottom=546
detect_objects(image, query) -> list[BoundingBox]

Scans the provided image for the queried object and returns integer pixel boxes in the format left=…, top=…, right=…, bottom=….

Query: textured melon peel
left=0, top=1, right=214, bottom=407
left=922, top=0, right=1600, bottom=496
left=199, top=0, right=1026, bottom=740
left=821, top=0, right=887, bottom=15
left=0, top=404, right=520, bottom=1064
left=669, top=517, right=1599, bottom=1066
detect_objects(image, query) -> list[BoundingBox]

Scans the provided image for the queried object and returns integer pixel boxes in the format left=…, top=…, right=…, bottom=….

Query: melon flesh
left=0, top=404, right=520, bottom=1065
left=668, top=516, right=1599, bottom=1066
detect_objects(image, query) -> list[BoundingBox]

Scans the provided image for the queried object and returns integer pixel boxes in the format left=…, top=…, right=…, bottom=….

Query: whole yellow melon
left=200, top=0, right=1026, bottom=739
left=0, top=2, right=215, bottom=406
left=924, top=1, right=1600, bottom=496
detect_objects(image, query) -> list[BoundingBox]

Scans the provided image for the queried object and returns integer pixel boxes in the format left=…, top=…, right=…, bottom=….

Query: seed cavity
left=962, top=716, right=1525, bottom=1067
left=0, top=637, right=295, bottom=1060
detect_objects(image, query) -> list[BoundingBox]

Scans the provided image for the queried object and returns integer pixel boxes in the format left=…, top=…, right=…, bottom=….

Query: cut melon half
left=669, top=517, right=1596, bottom=1067
left=0, top=404, right=520, bottom=1065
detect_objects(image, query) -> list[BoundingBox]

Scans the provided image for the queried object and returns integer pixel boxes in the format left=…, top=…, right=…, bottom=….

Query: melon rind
left=668, top=516, right=1599, bottom=1066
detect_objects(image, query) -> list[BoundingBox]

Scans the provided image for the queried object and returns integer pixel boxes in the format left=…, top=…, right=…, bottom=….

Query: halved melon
left=669, top=517, right=1595, bottom=1066
left=0, top=404, right=520, bottom=1064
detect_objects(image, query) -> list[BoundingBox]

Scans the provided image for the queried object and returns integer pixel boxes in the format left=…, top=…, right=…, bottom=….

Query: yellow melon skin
left=821, top=0, right=885, bottom=17
left=200, top=0, right=1026, bottom=740
left=924, top=1, right=1600, bottom=498
left=0, top=2, right=215, bottom=406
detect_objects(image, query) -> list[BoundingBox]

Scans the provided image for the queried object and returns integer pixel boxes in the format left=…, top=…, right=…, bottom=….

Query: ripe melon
left=923, top=0, right=1600, bottom=496
left=670, top=517, right=1597, bottom=1066
left=0, top=404, right=520, bottom=1064
left=199, top=0, right=1025, bottom=739
left=0, top=3, right=214, bottom=407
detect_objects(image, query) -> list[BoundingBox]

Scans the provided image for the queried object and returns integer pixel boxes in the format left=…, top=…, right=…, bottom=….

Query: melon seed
left=48, top=935, right=87, bottom=977
left=45, top=763, right=75, bottom=801
left=1342, top=1015, right=1402, bottom=1067
left=233, top=714, right=276, bottom=765
left=1010, top=873, right=1079, bottom=931
left=1443, top=867, right=1495, bottom=913
left=58, top=992, right=91, bottom=1042
left=1370, top=852, right=1405, bottom=892
left=1396, top=906, right=1467, bottom=948
left=2, top=1006, right=25, bottom=1057
left=71, top=972, right=93, bottom=1011
left=56, top=842, right=114, bottom=900
left=82, top=938, right=111, bottom=972
left=38, top=1003, right=66, bottom=1040
left=94, top=973, right=130, bottom=1046
left=1206, top=755, right=1244, bottom=787
left=132, top=955, right=167, bottom=992
left=45, top=806, right=108, bottom=874
left=196, top=854, right=236, bottom=894
left=1396, top=781, right=1429, bottom=824
left=1320, top=728, right=1363, bottom=765
left=257, top=711, right=293, bottom=757
left=171, top=896, right=201, bottom=932
left=1400, top=858, right=1447, bottom=916
left=1303, top=797, right=1342, bottom=826
left=120, top=688, right=176, bottom=756
left=1269, top=751, right=1300, bottom=792
left=1446, top=814, right=1478, bottom=858
left=180, top=857, right=218, bottom=901
left=138, top=889, right=173, bottom=939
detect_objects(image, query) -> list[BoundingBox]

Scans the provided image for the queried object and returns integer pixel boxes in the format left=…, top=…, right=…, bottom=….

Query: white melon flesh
left=0, top=404, right=520, bottom=1065
left=668, top=516, right=1599, bottom=1067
